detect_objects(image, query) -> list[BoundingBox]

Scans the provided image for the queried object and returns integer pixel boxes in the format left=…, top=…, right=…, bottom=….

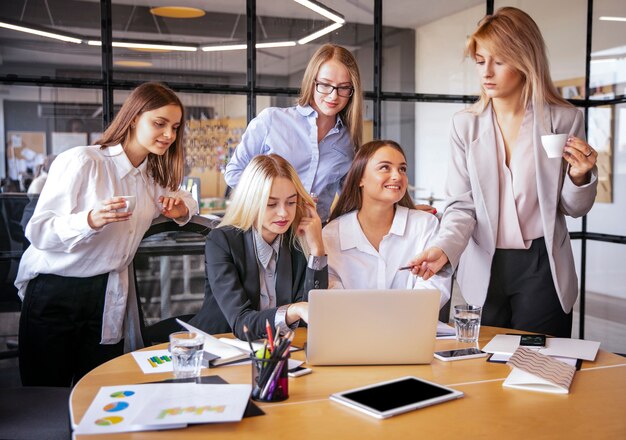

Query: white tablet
left=330, top=376, right=464, bottom=419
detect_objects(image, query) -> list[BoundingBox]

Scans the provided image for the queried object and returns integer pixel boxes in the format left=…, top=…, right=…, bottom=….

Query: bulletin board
left=6, top=131, right=46, bottom=179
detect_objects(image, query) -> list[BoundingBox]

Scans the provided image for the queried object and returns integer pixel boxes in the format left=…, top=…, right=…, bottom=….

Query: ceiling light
left=0, top=20, right=82, bottom=44
left=114, top=60, right=153, bottom=67
left=201, top=44, right=247, bottom=52
left=297, top=22, right=343, bottom=45
left=293, top=0, right=346, bottom=24
left=256, top=41, right=297, bottom=49
left=201, top=41, right=297, bottom=52
left=150, top=6, right=206, bottom=19
left=599, top=16, right=626, bottom=22
left=88, top=40, right=197, bottom=52
left=590, top=58, right=618, bottom=64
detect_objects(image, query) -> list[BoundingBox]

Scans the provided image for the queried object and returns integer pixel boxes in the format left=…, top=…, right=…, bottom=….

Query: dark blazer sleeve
left=190, top=227, right=277, bottom=340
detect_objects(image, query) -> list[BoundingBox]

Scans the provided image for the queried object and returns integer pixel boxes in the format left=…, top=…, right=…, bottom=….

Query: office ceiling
left=0, top=0, right=487, bottom=79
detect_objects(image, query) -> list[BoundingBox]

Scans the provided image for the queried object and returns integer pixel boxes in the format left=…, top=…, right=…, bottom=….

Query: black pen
left=398, top=265, right=414, bottom=271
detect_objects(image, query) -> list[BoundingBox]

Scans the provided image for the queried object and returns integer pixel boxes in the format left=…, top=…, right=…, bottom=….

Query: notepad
left=177, top=319, right=249, bottom=366
left=503, top=347, right=576, bottom=394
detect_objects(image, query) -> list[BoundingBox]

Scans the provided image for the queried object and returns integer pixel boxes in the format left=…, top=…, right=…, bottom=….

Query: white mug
left=117, top=195, right=136, bottom=213
left=541, top=134, right=568, bottom=158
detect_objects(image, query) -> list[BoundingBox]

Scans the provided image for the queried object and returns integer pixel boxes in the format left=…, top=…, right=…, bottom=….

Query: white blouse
left=322, top=206, right=451, bottom=308
left=15, top=144, right=198, bottom=344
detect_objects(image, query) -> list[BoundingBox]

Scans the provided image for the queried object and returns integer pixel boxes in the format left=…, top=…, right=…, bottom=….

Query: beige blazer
left=433, top=103, right=597, bottom=313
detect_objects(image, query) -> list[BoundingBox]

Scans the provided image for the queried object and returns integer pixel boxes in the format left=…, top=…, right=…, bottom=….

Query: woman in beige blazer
left=407, top=7, right=598, bottom=337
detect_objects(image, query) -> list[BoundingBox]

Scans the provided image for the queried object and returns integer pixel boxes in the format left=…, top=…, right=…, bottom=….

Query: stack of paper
left=503, top=347, right=576, bottom=394
left=74, top=383, right=251, bottom=434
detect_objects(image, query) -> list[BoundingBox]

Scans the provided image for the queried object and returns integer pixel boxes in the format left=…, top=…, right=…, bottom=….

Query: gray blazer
left=433, top=103, right=597, bottom=313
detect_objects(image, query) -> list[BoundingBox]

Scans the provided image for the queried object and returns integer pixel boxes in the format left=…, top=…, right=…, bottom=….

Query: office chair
left=132, top=214, right=218, bottom=347
left=0, top=193, right=38, bottom=360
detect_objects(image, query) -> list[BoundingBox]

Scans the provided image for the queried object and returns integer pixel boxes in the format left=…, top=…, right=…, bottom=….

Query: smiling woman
left=322, top=140, right=451, bottom=309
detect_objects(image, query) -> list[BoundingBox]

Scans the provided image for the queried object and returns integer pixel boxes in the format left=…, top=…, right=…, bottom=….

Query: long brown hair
left=95, top=82, right=185, bottom=191
left=298, top=44, right=363, bottom=151
left=329, top=140, right=415, bottom=222
left=465, top=7, right=571, bottom=115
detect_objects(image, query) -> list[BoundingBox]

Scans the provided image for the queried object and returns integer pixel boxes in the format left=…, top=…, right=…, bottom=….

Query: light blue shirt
left=224, top=104, right=354, bottom=221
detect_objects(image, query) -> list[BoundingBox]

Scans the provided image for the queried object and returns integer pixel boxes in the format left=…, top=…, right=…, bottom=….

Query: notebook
left=503, top=346, right=576, bottom=394
left=306, top=289, right=440, bottom=365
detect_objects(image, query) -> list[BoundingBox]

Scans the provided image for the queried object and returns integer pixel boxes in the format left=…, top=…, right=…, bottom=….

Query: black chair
left=132, top=214, right=217, bottom=346
left=0, top=386, right=71, bottom=440
left=0, top=193, right=38, bottom=360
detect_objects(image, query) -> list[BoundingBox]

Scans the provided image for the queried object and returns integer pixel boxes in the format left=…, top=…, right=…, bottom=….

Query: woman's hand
left=564, top=136, right=597, bottom=186
left=415, top=204, right=437, bottom=215
left=286, top=302, right=309, bottom=325
left=159, top=196, right=189, bottom=220
left=297, top=203, right=325, bottom=256
left=87, top=197, right=132, bottom=229
left=405, top=247, right=449, bottom=281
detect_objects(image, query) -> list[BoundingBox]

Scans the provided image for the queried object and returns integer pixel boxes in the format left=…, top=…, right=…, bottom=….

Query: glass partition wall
left=1, top=0, right=624, bottom=352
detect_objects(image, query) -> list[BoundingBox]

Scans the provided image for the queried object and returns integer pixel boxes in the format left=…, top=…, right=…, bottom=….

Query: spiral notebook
left=503, top=347, right=576, bottom=394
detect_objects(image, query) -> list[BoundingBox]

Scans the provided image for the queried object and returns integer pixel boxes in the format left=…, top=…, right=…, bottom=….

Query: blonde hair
left=219, top=154, right=315, bottom=253
left=95, top=82, right=185, bottom=191
left=298, top=44, right=363, bottom=151
left=465, top=7, right=571, bottom=115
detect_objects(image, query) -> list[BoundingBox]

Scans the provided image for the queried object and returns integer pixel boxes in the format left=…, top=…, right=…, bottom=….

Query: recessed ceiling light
left=114, top=60, right=153, bottom=67
left=150, top=6, right=206, bottom=19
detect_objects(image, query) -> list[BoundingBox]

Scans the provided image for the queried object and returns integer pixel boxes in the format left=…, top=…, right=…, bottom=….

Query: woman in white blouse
left=322, top=140, right=450, bottom=309
left=16, top=82, right=198, bottom=386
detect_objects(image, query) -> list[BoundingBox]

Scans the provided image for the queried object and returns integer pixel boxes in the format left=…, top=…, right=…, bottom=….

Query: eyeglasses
left=314, top=81, right=354, bottom=98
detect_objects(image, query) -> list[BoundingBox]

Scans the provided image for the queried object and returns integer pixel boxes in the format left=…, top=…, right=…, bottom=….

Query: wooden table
left=70, top=327, right=626, bottom=439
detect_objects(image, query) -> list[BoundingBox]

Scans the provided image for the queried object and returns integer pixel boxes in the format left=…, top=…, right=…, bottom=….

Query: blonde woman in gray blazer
left=408, top=7, right=598, bottom=337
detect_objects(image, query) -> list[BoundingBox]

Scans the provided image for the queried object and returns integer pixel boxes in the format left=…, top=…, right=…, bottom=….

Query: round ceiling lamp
left=149, top=7, right=206, bottom=19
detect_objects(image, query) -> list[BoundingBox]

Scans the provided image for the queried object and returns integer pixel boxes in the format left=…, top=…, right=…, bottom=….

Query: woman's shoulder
left=405, top=207, right=439, bottom=228
left=54, top=145, right=103, bottom=168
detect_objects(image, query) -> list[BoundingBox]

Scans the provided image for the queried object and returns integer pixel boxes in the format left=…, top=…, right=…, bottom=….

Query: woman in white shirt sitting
left=323, top=140, right=450, bottom=308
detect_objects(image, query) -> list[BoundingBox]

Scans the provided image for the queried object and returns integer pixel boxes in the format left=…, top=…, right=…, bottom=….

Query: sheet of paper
left=436, top=321, right=457, bottom=339
left=538, top=338, right=600, bottom=361
left=75, top=383, right=251, bottom=434
left=482, top=335, right=600, bottom=361
left=131, top=350, right=174, bottom=374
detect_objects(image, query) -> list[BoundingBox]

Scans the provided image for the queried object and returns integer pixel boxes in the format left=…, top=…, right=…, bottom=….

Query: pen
left=398, top=265, right=414, bottom=271
left=266, top=319, right=275, bottom=352
left=243, top=324, right=255, bottom=353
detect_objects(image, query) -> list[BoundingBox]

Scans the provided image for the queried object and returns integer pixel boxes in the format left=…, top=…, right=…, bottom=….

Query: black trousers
left=19, top=273, right=124, bottom=387
left=482, top=237, right=572, bottom=337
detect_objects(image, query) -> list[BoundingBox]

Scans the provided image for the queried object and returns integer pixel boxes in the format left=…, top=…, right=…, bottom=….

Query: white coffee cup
left=117, top=195, right=136, bottom=213
left=541, top=134, right=568, bottom=158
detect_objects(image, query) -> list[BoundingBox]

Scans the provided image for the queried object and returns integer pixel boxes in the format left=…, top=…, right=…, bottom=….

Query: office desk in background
left=70, top=327, right=626, bottom=439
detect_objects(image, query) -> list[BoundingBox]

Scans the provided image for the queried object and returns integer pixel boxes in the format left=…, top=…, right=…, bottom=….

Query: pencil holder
left=250, top=352, right=289, bottom=402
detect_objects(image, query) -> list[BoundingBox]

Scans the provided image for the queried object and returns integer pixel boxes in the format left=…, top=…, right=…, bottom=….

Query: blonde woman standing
left=225, top=44, right=363, bottom=222
left=408, top=7, right=598, bottom=337
left=190, top=154, right=327, bottom=340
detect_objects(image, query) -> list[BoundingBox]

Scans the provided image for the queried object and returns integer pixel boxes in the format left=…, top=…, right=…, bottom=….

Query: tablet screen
left=340, top=377, right=454, bottom=413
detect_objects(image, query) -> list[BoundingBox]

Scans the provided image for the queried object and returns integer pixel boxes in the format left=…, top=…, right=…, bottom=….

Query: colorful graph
left=110, top=390, right=135, bottom=398
left=94, top=416, right=123, bottom=426
left=147, top=355, right=172, bottom=368
left=103, top=401, right=129, bottom=412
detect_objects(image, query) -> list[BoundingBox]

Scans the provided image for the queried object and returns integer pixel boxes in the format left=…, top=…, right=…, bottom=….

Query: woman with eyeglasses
left=224, top=44, right=363, bottom=222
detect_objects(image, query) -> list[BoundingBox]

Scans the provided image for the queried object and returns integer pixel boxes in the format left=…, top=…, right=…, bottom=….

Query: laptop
left=306, top=289, right=440, bottom=366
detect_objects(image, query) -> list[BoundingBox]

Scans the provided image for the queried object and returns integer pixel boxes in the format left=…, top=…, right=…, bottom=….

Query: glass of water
left=453, top=304, right=483, bottom=343
left=169, top=331, right=204, bottom=378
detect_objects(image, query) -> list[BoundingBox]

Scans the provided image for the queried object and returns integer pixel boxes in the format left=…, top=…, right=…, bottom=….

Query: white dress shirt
left=322, top=206, right=451, bottom=308
left=15, top=144, right=198, bottom=344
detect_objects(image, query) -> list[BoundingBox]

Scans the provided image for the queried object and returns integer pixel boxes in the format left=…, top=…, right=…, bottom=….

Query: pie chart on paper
left=103, top=401, right=129, bottom=412
left=95, top=416, right=124, bottom=426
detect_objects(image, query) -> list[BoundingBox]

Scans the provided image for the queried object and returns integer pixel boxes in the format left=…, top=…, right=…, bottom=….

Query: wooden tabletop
left=70, top=327, right=626, bottom=439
